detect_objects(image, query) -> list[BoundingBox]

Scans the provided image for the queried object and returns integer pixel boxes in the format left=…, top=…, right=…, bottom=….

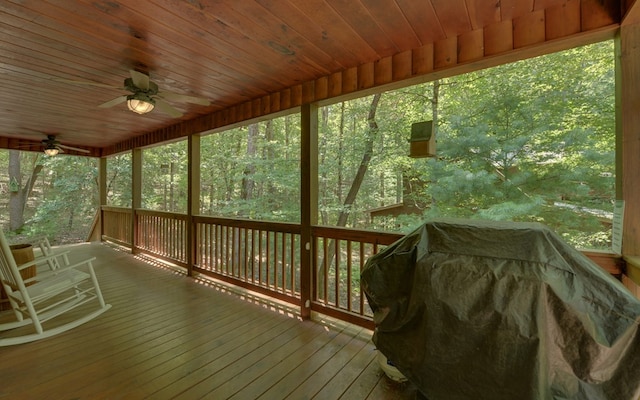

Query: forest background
left=0, top=40, right=615, bottom=251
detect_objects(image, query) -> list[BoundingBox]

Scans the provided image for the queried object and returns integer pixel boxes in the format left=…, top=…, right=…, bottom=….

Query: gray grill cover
left=361, top=219, right=640, bottom=400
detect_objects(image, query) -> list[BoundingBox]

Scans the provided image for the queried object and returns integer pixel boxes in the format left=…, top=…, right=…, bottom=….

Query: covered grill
left=361, top=219, right=640, bottom=400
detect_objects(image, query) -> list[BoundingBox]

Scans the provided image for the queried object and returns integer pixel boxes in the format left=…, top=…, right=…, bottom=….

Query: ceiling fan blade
left=154, top=98, right=183, bottom=118
left=129, top=70, right=150, bottom=90
left=99, top=95, right=127, bottom=108
left=57, top=144, right=91, bottom=153
left=158, top=91, right=210, bottom=106
left=53, top=78, right=121, bottom=90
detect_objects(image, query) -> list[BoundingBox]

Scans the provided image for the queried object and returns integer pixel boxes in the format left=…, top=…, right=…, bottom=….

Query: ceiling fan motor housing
left=124, top=77, right=159, bottom=95
left=44, top=135, right=59, bottom=145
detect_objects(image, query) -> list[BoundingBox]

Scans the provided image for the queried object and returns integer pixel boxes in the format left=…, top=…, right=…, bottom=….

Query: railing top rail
left=311, top=225, right=403, bottom=245
left=193, top=215, right=302, bottom=234
left=135, top=209, right=189, bottom=219
left=101, top=205, right=132, bottom=213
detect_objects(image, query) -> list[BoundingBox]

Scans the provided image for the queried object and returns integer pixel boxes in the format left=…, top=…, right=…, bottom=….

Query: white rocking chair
left=0, top=230, right=111, bottom=346
left=35, top=237, right=70, bottom=270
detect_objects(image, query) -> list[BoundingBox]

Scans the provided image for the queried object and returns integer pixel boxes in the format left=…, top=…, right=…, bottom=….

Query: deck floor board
left=0, top=242, right=418, bottom=399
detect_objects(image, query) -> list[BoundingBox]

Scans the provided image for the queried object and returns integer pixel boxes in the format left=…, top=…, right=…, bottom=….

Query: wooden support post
left=618, top=23, right=640, bottom=257
left=98, top=157, right=107, bottom=242
left=187, top=134, right=201, bottom=277
left=300, top=104, right=318, bottom=320
left=132, top=149, right=142, bottom=252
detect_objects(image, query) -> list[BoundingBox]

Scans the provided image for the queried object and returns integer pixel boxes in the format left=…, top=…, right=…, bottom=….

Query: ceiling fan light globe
left=127, top=98, right=155, bottom=114
left=44, top=146, right=60, bottom=156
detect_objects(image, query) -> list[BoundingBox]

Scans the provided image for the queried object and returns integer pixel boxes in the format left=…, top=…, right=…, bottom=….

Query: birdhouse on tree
left=409, top=121, right=436, bottom=158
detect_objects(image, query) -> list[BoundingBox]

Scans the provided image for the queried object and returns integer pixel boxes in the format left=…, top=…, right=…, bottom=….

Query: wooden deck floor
left=0, top=242, right=418, bottom=399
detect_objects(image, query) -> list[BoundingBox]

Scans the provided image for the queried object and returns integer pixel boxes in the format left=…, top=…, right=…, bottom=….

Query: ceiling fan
left=56, top=70, right=210, bottom=118
left=40, top=135, right=91, bottom=156
left=16, top=131, right=91, bottom=156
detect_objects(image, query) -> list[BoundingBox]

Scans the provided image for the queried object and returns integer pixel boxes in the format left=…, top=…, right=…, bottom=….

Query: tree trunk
left=8, top=151, right=23, bottom=230
left=319, top=106, right=330, bottom=225
left=263, top=120, right=274, bottom=201
left=337, top=102, right=345, bottom=202
left=8, top=151, right=42, bottom=231
left=67, top=206, right=75, bottom=230
left=336, top=93, right=381, bottom=227
left=317, top=95, right=382, bottom=301
left=169, top=162, right=175, bottom=212
left=241, top=123, right=258, bottom=203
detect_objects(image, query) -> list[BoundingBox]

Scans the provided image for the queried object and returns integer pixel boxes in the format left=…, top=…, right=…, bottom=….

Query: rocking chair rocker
left=0, top=230, right=111, bottom=346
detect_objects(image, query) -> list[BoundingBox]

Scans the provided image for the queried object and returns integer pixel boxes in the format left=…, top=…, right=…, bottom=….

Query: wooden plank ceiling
left=0, top=0, right=628, bottom=157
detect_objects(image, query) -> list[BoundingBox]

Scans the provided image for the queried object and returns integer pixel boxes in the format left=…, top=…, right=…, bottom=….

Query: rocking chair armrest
left=15, top=251, right=72, bottom=271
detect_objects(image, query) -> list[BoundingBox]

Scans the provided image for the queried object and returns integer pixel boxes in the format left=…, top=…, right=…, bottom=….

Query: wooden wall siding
left=101, top=1, right=619, bottom=157
left=546, top=0, right=581, bottom=40
left=583, top=0, right=622, bottom=30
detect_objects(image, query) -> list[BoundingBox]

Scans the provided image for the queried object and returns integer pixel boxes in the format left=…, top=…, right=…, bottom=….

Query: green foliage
left=199, top=114, right=301, bottom=221
left=313, top=40, right=615, bottom=249
left=1, top=154, right=99, bottom=244
left=415, top=41, right=615, bottom=248
left=106, top=153, right=132, bottom=207
left=142, top=141, right=188, bottom=213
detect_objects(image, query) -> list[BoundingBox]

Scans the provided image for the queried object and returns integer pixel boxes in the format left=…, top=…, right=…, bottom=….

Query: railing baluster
left=258, top=229, right=263, bottom=285
left=282, top=233, right=286, bottom=292
left=244, top=227, right=249, bottom=280
left=360, top=242, right=365, bottom=315
left=289, top=234, right=298, bottom=296
left=215, top=223, right=220, bottom=271
left=223, top=225, right=228, bottom=275
left=323, top=238, right=328, bottom=305
left=347, top=240, right=352, bottom=312
left=334, top=238, right=340, bottom=308
left=278, top=232, right=282, bottom=290
left=266, top=231, right=271, bottom=288
left=206, top=223, right=211, bottom=269
left=197, top=222, right=201, bottom=266
left=249, top=229, right=255, bottom=283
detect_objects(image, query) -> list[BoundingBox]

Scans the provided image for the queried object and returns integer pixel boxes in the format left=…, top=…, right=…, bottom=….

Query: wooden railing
left=101, top=206, right=132, bottom=246
left=310, top=226, right=402, bottom=326
left=136, top=210, right=189, bottom=266
left=101, top=209, right=625, bottom=328
left=193, top=216, right=302, bottom=304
